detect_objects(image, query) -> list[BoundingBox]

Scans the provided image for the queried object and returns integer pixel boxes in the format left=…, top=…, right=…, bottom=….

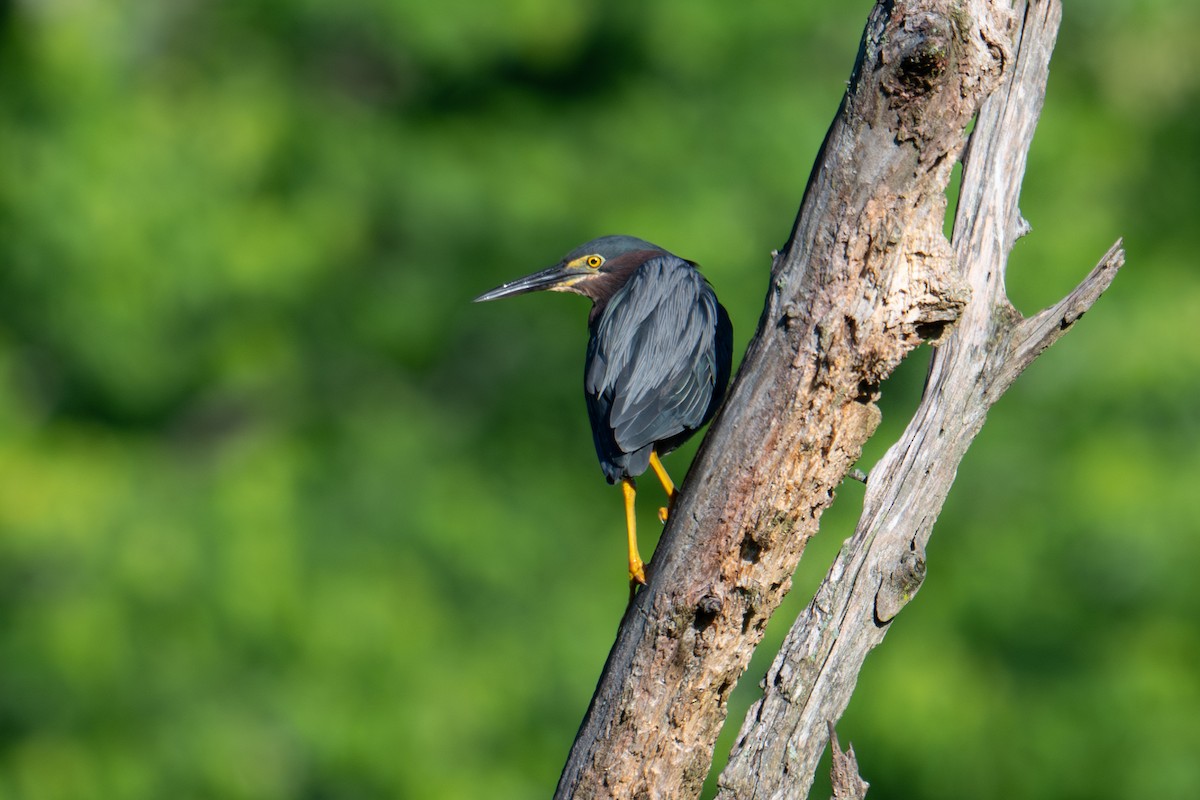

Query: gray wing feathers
left=585, top=256, right=720, bottom=452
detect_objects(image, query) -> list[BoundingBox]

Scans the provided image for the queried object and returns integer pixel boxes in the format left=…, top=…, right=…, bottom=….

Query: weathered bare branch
left=716, top=2, right=1126, bottom=798
left=995, top=239, right=1125, bottom=400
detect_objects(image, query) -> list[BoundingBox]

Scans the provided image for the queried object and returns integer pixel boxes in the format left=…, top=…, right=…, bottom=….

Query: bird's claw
left=627, top=560, right=647, bottom=602
left=628, top=559, right=646, bottom=587
left=657, top=489, right=679, bottom=524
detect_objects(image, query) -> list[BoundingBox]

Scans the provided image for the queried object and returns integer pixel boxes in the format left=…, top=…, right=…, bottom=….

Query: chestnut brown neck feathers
left=581, top=250, right=662, bottom=326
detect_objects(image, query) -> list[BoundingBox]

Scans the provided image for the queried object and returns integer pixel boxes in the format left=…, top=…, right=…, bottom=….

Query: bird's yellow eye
left=586, top=255, right=604, bottom=268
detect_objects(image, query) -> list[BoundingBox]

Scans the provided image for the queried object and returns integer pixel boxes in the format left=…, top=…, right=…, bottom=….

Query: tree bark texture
left=716, top=1, right=1125, bottom=797
left=827, top=723, right=870, bottom=800
left=556, top=1, right=1124, bottom=798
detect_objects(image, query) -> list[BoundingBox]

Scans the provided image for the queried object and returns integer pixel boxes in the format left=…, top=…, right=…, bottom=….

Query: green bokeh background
left=0, top=2, right=1196, bottom=798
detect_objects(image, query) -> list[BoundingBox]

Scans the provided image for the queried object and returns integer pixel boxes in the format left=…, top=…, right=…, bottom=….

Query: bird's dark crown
left=561, top=235, right=666, bottom=264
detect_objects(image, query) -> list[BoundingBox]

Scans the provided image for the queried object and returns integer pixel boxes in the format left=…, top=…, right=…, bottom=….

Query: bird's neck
left=584, top=251, right=656, bottom=325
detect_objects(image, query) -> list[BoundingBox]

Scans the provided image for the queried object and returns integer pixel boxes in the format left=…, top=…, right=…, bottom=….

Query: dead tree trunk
left=556, top=1, right=1124, bottom=798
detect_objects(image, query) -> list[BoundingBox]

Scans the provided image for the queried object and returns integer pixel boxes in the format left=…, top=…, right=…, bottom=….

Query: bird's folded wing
left=585, top=256, right=720, bottom=453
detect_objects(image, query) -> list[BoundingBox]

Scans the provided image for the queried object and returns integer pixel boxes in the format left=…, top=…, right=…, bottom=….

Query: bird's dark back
left=584, top=253, right=732, bottom=484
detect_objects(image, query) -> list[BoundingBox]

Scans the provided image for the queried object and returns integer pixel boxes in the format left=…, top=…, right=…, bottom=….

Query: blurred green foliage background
left=0, top=1, right=1195, bottom=798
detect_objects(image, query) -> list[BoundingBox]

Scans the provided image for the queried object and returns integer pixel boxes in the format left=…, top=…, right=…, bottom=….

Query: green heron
left=474, top=235, right=733, bottom=587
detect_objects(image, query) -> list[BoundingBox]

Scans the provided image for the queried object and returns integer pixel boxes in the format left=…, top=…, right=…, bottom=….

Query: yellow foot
left=649, top=452, right=677, bottom=521
left=622, top=477, right=646, bottom=592
left=628, top=560, right=647, bottom=602
left=657, top=490, right=678, bottom=524
left=628, top=558, right=647, bottom=586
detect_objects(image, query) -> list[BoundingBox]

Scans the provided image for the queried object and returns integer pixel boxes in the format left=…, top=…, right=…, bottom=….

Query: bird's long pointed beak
left=473, top=263, right=578, bottom=303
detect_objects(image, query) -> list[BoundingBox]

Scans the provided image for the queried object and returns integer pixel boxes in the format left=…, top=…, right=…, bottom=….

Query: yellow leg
left=622, top=478, right=646, bottom=586
left=648, top=451, right=678, bottom=523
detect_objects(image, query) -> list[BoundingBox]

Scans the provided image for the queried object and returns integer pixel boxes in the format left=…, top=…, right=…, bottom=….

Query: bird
left=474, top=235, right=733, bottom=588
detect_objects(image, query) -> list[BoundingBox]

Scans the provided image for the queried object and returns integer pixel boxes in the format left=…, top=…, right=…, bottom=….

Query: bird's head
left=473, top=235, right=668, bottom=304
